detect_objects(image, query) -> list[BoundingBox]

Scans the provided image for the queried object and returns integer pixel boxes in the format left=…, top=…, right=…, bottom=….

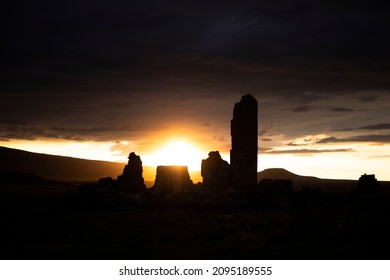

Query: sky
left=1, top=0, right=390, bottom=181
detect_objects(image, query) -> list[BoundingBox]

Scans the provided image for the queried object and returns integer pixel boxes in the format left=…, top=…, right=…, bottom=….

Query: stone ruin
left=230, top=94, right=258, bottom=187
left=117, top=152, right=146, bottom=193
left=152, top=166, right=193, bottom=193
left=201, top=151, right=231, bottom=190
left=357, top=173, right=380, bottom=193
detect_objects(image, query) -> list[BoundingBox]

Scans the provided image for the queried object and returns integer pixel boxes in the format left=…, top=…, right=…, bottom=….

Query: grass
left=1, top=184, right=390, bottom=259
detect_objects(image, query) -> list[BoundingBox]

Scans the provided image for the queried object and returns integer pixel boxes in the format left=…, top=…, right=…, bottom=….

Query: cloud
left=110, top=141, right=136, bottom=156
left=317, top=134, right=390, bottom=144
left=0, top=125, right=111, bottom=141
left=333, top=128, right=355, bottom=132
left=358, top=95, right=379, bottom=102
left=358, top=123, right=390, bottom=130
left=51, top=126, right=131, bottom=134
left=286, top=135, right=328, bottom=146
left=316, top=137, right=340, bottom=143
left=328, top=107, right=354, bottom=112
left=258, top=124, right=275, bottom=137
left=1, top=0, right=390, bottom=150
left=0, top=126, right=52, bottom=141
left=292, top=105, right=354, bottom=114
left=264, top=148, right=354, bottom=154
left=0, top=120, right=28, bottom=125
left=258, top=128, right=268, bottom=136
left=293, top=105, right=355, bottom=114
left=293, top=106, right=313, bottom=113
left=367, top=154, right=390, bottom=159
left=0, top=126, right=83, bottom=141
left=334, top=123, right=390, bottom=132
left=287, top=143, right=305, bottom=147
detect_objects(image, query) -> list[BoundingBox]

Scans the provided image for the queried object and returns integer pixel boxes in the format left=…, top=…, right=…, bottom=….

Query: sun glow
left=143, top=139, right=204, bottom=171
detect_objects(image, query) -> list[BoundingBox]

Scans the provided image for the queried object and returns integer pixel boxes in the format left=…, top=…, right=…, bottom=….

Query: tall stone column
left=230, top=94, right=258, bottom=187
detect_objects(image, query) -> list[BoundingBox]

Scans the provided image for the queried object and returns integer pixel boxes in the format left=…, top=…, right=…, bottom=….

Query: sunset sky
left=1, top=0, right=390, bottom=181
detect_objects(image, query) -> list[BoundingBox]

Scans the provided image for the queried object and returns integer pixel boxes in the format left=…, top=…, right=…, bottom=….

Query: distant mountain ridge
left=0, top=146, right=125, bottom=182
left=258, top=168, right=357, bottom=192
left=258, top=168, right=320, bottom=183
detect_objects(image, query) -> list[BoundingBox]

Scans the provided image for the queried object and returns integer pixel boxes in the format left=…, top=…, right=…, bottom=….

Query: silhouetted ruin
left=230, top=94, right=258, bottom=187
left=201, top=151, right=231, bottom=190
left=117, top=152, right=146, bottom=192
left=153, top=166, right=193, bottom=193
left=357, top=173, right=380, bottom=193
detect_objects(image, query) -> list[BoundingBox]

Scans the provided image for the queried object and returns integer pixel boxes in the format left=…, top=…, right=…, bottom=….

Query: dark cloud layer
left=335, top=123, right=390, bottom=132
left=358, top=124, right=390, bottom=131
left=317, top=134, right=390, bottom=144
left=265, top=148, right=353, bottom=154
left=1, top=0, right=390, bottom=145
left=329, top=107, right=354, bottom=112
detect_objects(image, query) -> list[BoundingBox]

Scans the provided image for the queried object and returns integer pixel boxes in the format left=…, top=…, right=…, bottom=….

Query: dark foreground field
left=1, top=183, right=390, bottom=260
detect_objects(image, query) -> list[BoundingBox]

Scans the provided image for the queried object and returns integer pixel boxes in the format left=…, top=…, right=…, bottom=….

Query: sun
left=144, top=139, right=204, bottom=171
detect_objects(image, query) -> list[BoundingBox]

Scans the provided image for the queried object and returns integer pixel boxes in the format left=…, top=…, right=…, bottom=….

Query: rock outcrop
left=117, top=152, right=146, bottom=192
left=201, top=151, right=231, bottom=190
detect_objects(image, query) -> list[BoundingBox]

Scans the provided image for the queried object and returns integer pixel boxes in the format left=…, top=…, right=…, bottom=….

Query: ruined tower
left=117, top=152, right=146, bottom=192
left=230, top=94, right=258, bottom=187
left=201, top=151, right=231, bottom=190
left=153, top=166, right=193, bottom=193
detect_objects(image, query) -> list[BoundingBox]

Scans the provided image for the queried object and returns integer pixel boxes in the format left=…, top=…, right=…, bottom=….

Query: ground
left=1, top=184, right=390, bottom=260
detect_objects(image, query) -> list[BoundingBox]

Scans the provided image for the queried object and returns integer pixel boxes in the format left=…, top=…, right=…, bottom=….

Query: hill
left=258, top=168, right=357, bottom=192
left=0, top=146, right=127, bottom=182
left=258, top=168, right=321, bottom=185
